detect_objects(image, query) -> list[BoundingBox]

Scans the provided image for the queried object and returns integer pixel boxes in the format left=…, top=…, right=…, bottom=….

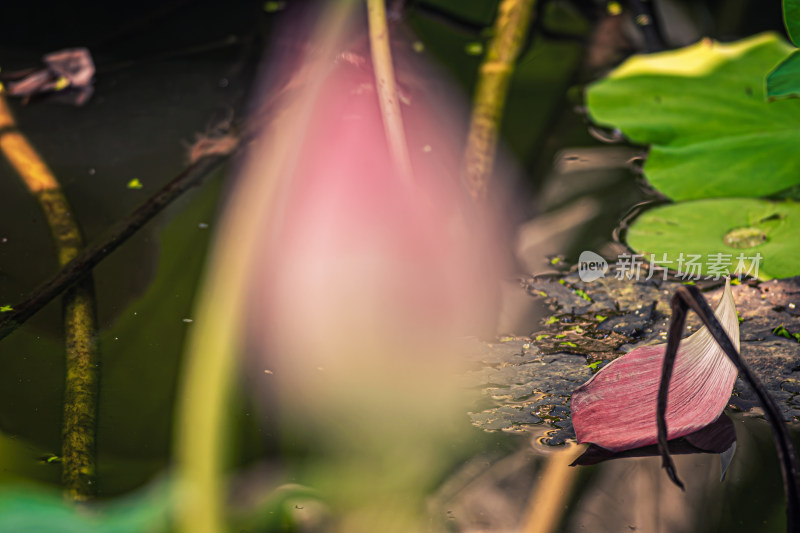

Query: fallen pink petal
left=571, top=278, right=740, bottom=452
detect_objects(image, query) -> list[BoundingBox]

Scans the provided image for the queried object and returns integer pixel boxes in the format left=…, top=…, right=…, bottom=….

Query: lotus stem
left=658, top=284, right=800, bottom=529
left=520, top=442, right=579, bottom=533
left=172, top=4, right=358, bottom=532
left=461, top=0, right=536, bottom=201
left=0, top=94, right=98, bottom=500
left=367, top=0, right=414, bottom=185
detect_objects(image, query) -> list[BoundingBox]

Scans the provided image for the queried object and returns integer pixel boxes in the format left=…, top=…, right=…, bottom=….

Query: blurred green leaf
left=626, top=198, right=800, bottom=280
left=0, top=482, right=170, bottom=533
left=587, top=33, right=800, bottom=200
left=768, top=49, right=800, bottom=100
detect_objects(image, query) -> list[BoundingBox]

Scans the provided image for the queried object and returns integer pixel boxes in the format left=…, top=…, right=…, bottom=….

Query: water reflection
left=571, top=413, right=736, bottom=480
left=438, top=414, right=791, bottom=532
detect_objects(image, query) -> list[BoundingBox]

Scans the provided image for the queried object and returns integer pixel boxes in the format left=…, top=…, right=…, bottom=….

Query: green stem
left=172, top=4, right=358, bottom=532
left=61, top=278, right=98, bottom=500
left=461, top=0, right=536, bottom=201
left=0, top=95, right=98, bottom=500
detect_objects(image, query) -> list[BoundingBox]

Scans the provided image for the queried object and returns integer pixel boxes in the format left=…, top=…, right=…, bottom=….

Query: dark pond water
left=0, top=1, right=795, bottom=532
left=438, top=414, right=793, bottom=532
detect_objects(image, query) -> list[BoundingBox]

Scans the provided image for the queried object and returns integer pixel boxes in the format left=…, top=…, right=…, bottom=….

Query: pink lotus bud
left=242, top=21, right=508, bottom=415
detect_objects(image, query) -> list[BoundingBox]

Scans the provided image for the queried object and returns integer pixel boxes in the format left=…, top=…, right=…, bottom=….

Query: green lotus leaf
left=625, top=198, right=800, bottom=280
left=587, top=33, right=800, bottom=201
left=785, top=0, right=800, bottom=46
left=768, top=49, right=800, bottom=100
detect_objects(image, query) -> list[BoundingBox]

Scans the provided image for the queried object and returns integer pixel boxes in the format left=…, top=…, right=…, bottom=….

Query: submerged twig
left=461, top=0, right=536, bottom=201
left=0, top=94, right=98, bottom=500
left=657, top=283, right=800, bottom=530
left=367, top=0, right=414, bottom=184
left=0, top=153, right=230, bottom=343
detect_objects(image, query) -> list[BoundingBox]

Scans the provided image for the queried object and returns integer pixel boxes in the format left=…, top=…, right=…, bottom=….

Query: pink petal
left=571, top=279, right=739, bottom=452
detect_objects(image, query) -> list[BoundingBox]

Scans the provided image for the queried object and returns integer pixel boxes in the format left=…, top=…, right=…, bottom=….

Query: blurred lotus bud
left=232, top=7, right=510, bottom=528
left=244, top=14, right=506, bottom=398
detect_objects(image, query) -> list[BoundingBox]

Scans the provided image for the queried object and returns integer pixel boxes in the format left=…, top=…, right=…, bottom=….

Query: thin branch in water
left=0, top=94, right=99, bottom=500
left=461, top=0, right=537, bottom=202
left=0, top=152, right=231, bottom=344
left=658, top=283, right=800, bottom=529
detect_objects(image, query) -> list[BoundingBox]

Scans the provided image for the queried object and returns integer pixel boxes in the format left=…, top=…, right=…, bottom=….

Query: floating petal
left=571, top=278, right=739, bottom=452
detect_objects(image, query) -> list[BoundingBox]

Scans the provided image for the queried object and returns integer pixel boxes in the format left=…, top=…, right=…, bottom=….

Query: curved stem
left=656, top=295, right=688, bottom=490
left=658, top=284, right=800, bottom=530
left=367, top=0, right=414, bottom=185
left=0, top=95, right=98, bottom=500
